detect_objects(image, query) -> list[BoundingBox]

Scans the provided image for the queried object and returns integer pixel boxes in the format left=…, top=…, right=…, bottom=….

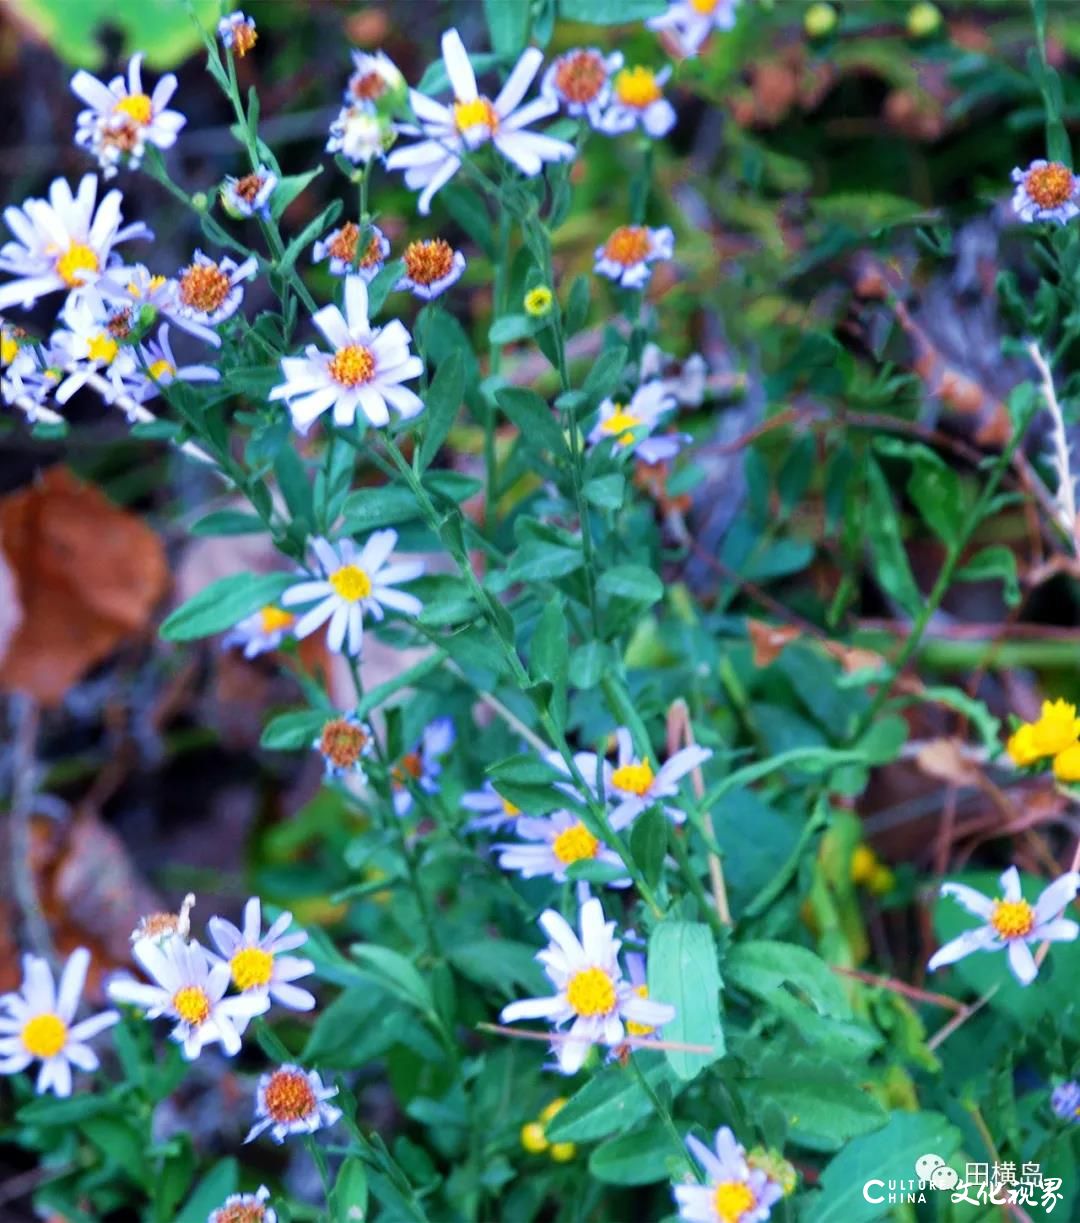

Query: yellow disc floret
left=603, top=226, right=652, bottom=267
left=990, top=898, right=1035, bottom=940
left=602, top=407, right=644, bottom=446
left=87, top=333, right=118, bottom=364
left=520, top=1121, right=549, bottom=1153
left=231, top=946, right=275, bottom=991
left=328, top=344, right=376, bottom=388
left=454, top=96, right=499, bottom=133
left=614, top=66, right=662, bottom=109
left=21, top=1013, right=67, bottom=1058
left=552, top=821, right=600, bottom=865
left=611, top=759, right=655, bottom=796
left=566, top=966, right=616, bottom=1017
left=173, top=985, right=211, bottom=1026
left=148, top=359, right=175, bottom=380
left=56, top=242, right=100, bottom=288
left=328, top=563, right=373, bottom=602
left=625, top=984, right=655, bottom=1037
left=524, top=286, right=554, bottom=318
left=714, top=1181, right=756, bottom=1223
left=114, top=93, right=154, bottom=125
left=260, top=606, right=295, bottom=634
left=1025, top=163, right=1075, bottom=210
left=263, top=1068, right=317, bottom=1122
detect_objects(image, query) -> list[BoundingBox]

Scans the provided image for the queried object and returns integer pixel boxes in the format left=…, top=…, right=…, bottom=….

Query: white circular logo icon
left=931, top=1165, right=959, bottom=1190
left=915, top=1153, right=946, bottom=1181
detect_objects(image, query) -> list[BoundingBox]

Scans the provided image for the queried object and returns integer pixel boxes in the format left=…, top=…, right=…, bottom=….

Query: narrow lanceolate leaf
left=864, top=456, right=923, bottom=619
left=647, top=921, right=724, bottom=1081
left=418, top=351, right=465, bottom=471
left=159, top=572, right=294, bottom=642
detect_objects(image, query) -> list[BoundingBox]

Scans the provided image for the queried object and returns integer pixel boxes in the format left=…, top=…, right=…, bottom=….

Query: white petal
left=441, top=28, right=478, bottom=102
left=939, top=882, right=995, bottom=920
left=1006, top=940, right=1038, bottom=986
left=495, top=48, right=543, bottom=116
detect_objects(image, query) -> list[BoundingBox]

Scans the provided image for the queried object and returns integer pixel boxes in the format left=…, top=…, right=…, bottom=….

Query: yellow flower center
left=319, top=717, right=369, bottom=768
left=1025, top=162, right=1075, bottom=209
left=501, top=796, right=521, bottom=816
left=230, top=946, right=275, bottom=990
left=565, top=966, right=616, bottom=1017
left=85, top=333, right=118, bottom=364
left=233, top=173, right=266, bottom=205
left=520, top=1121, right=549, bottom=1153
left=327, top=222, right=384, bottom=270
left=602, top=407, right=644, bottom=446
left=611, top=759, right=655, bottom=796
left=56, top=242, right=100, bottom=288
left=603, top=226, right=652, bottom=267
left=178, top=262, right=231, bottom=314
left=114, top=93, right=154, bottom=125
left=554, top=50, right=608, bottom=104
left=21, top=1013, right=68, bottom=1059
left=454, top=96, right=499, bottom=134
left=148, top=358, right=175, bottom=380
left=625, top=984, right=655, bottom=1036
left=260, top=605, right=295, bottom=634
left=402, top=239, right=456, bottom=287
left=850, top=844, right=877, bottom=885
left=350, top=70, right=388, bottom=102
left=328, top=563, right=373, bottom=602
left=328, top=343, right=376, bottom=388
left=173, top=985, right=211, bottom=1026
left=990, top=898, right=1035, bottom=940
left=691, top=0, right=720, bottom=12
left=229, top=20, right=258, bottom=58
left=714, top=1181, right=756, bottom=1223
left=552, top=821, right=600, bottom=865
left=614, top=66, right=662, bottom=109
left=214, top=1202, right=266, bottom=1223
left=393, top=750, right=424, bottom=789
left=263, top=1068, right=317, bottom=1122
left=2, top=334, right=18, bottom=365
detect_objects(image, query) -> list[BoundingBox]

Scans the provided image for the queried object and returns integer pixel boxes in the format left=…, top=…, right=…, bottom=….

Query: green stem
left=626, top=1054, right=696, bottom=1179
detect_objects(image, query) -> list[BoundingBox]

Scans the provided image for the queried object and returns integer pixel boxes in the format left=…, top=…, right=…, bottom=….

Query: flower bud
left=804, top=3, right=838, bottom=39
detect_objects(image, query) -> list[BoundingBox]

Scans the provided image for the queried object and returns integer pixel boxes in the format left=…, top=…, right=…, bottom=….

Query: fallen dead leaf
left=915, top=738, right=981, bottom=787
left=0, top=467, right=168, bottom=706
left=747, top=617, right=802, bottom=666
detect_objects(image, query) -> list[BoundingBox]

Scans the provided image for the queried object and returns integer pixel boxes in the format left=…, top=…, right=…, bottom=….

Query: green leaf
left=597, top=564, right=663, bottom=605
left=507, top=540, right=583, bottom=582
left=489, top=314, right=537, bottom=345
left=190, top=510, right=266, bottom=537
left=447, top=940, right=548, bottom=997
left=864, top=457, right=923, bottom=619
left=174, top=1160, right=239, bottom=1223
left=260, top=709, right=327, bottom=751
left=589, top=1123, right=678, bottom=1185
left=484, top=0, right=530, bottom=57
left=565, top=858, right=631, bottom=884
left=726, top=940, right=852, bottom=1017
left=496, top=386, right=568, bottom=457
left=530, top=597, right=569, bottom=726
left=341, top=484, right=421, bottom=532
left=350, top=944, right=436, bottom=1019
left=956, top=545, right=1021, bottom=607
left=557, top=0, right=664, bottom=25
left=331, top=1158, right=369, bottom=1223
left=8, top=0, right=220, bottom=67
left=368, top=258, right=405, bottom=319
left=160, top=572, right=294, bottom=642
left=906, top=453, right=965, bottom=548
left=805, top=1112, right=963, bottom=1223
left=585, top=473, right=625, bottom=510
left=270, top=167, right=323, bottom=221
left=751, top=1054, right=888, bottom=1151
left=582, top=345, right=628, bottom=404
left=566, top=274, right=591, bottom=334
left=647, top=922, right=724, bottom=1080
left=418, top=351, right=465, bottom=471
left=631, top=807, right=668, bottom=890
left=544, top=1053, right=678, bottom=1143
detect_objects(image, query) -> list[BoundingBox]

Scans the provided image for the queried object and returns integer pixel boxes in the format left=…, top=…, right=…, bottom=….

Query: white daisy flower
left=171, top=250, right=257, bottom=331
left=71, top=53, right=186, bottom=178
left=107, top=936, right=268, bottom=1059
left=928, top=867, right=1080, bottom=986
left=218, top=11, right=258, bottom=58
left=594, top=224, right=674, bottom=289
left=392, top=716, right=455, bottom=816
left=648, top=0, right=741, bottom=59
left=385, top=28, right=576, bottom=215
left=396, top=237, right=466, bottom=300
left=245, top=1064, right=342, bottom=1143
left=0, top=948, right=119, bottom=1098
left=462, top=781, right=522, bottom=831
left=326, top=104, right=393, bottom=165
left=210, top=1185, right=275, bottom=1223
left=496, top=810, right=630, bottom=886
left=130, top=893, right=196, bottom=949
left=673, top=1125, right=783, bottom=1223
left=1010, top=160, right=1080, bottom=225
left=588, top=382, right=690, bottom=464
left=268, top=275, right=423, bottom=433
left=314, top=712, right=374, bottom=779
left=640, top=342, right=709, bottom=408
left=50, top=293, right=137, bottom=405
left=281, top=531, right=423, bottom=657
left=599, top=65, right=676, bottom=138
left=222, top=605, right=296, bottom=658
left=123, top=323, right=219, bottom=406
left=221, top=166, right=277, bottom=220
left=98, top=261, right=222, bottom=349
left=500, top=898, right=675, bottom=1073
left=1, top=343, right=65, bottom=424
left=345, top=50, right=407, bottom=111
left=313, top=221, right=389, bottom=280
left=207, top=897, right=316, bottom=1013
left=0, top=173, right=151, bottom=311
left=542, top=48, right=623, bottom=128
